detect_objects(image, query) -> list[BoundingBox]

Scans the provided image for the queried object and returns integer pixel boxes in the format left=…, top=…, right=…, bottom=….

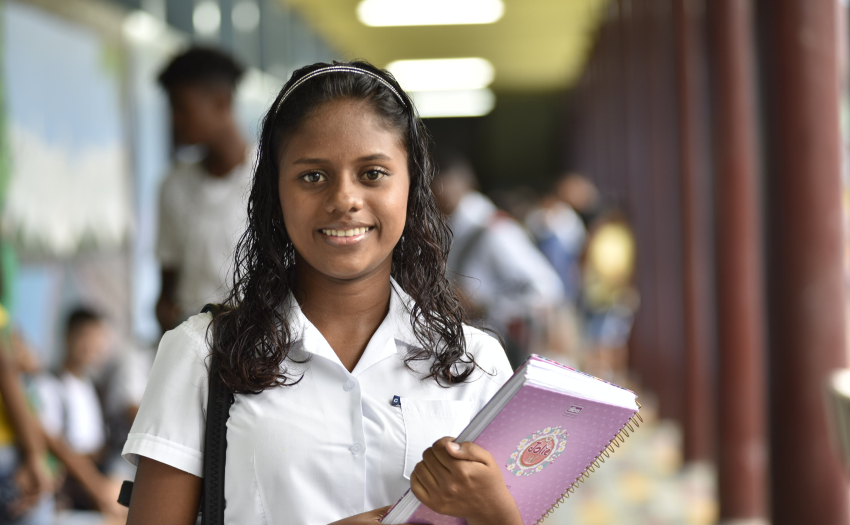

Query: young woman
left=123, top=60, right=522, bottom=525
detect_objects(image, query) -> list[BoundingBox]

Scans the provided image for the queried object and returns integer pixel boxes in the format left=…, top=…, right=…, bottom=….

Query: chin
left=322, top=265, right=377, bottom=281
left=316, top=255, right=390, bottom=281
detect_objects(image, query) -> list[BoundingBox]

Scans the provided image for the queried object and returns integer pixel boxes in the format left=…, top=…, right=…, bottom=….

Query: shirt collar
left=285, top=278, right=420, bottom=375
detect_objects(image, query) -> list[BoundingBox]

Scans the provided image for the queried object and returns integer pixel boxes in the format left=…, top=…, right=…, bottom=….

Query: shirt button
left=349, top=443, right=364, bottom=455
left=343, top=379, right=356, bottom=391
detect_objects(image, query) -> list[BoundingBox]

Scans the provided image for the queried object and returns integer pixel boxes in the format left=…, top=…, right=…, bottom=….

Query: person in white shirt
left=35, top=308, right=108, bottom=459
left=155, top=47, right=251, bottom=332
left=34, top=308, right=128, bottom=514
left=525, top=195, right=587, bottom=303
left=123, top=61, right=521, bottom=525
left=431, top=153, right=565, bottom=366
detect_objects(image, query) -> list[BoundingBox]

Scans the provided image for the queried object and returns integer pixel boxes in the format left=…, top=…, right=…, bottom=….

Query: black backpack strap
left=201, top=303, right=232, bottom=525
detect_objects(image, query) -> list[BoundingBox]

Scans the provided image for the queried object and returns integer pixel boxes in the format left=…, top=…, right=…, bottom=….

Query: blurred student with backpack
left=524, top=179, right=587, bottom=303
left=431, top=152, right=564, bottom=367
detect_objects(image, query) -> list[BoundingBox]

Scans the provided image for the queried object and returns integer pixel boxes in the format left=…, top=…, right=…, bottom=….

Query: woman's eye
left=301, top=172, right=326, bottom=183
left=362, top=169, right=386, bottom=181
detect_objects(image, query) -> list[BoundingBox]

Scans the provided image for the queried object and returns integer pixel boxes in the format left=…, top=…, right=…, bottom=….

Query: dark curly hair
left=210, top=60, right=477, bottom=394
left=158, top=46, right=244, bottom=91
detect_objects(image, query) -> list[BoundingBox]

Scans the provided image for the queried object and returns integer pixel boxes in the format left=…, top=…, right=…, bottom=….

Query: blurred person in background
left=491, top=185, right=585, bottom=366
left=34, top=308, right=107, bottom=462
left=522, top=182, right=588, bottom=368
left=555, top=173, right=602, bottom=228
left=33, top=307, right=112, bottom=513
left=524, top=182, right=587, bottom=304
left=155, top=47, right=251, bottom=333
left=0, top=319, right=123, bottom=523
left=580, top=212, right=638, bottom=381
left=431, top=151, right=564, bottom=367
left=488, top=186, right=539, bottom=226
left=0, top=311, right=53, bottom=524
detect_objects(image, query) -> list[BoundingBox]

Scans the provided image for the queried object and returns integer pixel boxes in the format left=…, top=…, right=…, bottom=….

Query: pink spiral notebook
left=381, top=355, right=641, bottom=525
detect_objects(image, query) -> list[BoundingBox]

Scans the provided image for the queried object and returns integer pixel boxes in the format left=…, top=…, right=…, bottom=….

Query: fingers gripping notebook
left=382, top=355, right=642, bottom=525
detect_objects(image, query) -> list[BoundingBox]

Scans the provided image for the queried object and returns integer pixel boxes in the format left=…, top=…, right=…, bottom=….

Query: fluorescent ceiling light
left=387, top=58, right=495, bottom=92
left=358, top=0, right=504, bottom=27
left=194, top=1, right=221, bottom=35
left=123, top=10, right=165, bottom=42
left=410, top=89, right=495, bottom=118
left=232, top=0, right=261, bottom=32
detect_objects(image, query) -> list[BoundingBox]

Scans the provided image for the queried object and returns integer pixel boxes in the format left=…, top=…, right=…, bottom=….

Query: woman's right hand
left=330, top=506, right=411, bottom=524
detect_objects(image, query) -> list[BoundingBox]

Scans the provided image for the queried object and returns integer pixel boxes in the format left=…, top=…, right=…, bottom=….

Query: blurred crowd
left=0, top=46, right=641, bottom=524
left=431, top=149, right=639, bottom=379
left=0, top=309, right=130, bottom=524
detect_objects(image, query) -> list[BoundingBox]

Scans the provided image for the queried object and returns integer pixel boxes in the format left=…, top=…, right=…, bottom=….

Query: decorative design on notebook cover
left=507, top=426, right=568, bottom=476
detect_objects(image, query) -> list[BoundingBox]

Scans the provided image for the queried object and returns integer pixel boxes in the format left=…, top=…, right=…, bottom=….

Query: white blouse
left=123, top=282, right=513, bottom=524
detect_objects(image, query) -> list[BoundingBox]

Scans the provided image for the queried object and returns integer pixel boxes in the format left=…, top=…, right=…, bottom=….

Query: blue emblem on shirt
left=391, top=395, right=401, bottom=407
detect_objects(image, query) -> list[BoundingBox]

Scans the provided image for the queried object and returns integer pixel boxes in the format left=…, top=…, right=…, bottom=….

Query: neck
left=63, top=361, right=85, bottom=378
left=294, top=258, right=393, bottom=372
left=203, top=119, right=247, bottom=178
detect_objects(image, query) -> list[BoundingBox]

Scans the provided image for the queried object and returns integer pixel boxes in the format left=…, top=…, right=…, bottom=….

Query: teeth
left=322, top=227, right=369, bottom=237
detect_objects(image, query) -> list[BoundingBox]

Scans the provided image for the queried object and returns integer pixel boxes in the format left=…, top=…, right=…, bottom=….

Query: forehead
left=280, top=99, right=406, bottom=161
left=68, top=320, right=105, bottom=338
left=168, top=82, right=225, bottom=104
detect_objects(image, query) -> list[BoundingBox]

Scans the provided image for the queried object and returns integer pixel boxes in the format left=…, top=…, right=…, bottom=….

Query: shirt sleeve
left=122, top=315, right=211, bottom=477
left=155, top=174, right=183, bottom=269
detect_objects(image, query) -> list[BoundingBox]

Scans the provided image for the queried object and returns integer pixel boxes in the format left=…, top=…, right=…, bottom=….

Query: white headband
left=273, top=65, right=407, bottom=115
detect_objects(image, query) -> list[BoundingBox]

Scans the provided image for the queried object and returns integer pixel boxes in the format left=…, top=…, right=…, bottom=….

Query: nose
left=326, top=174, right=364, bottom=214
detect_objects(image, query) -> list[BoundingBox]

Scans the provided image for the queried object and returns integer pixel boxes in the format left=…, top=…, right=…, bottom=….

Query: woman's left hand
left=410, top=437, right=522, bottom=525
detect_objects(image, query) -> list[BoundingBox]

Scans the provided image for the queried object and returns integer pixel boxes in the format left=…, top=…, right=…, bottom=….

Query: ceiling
left=279, top=0, right=611, bottom=92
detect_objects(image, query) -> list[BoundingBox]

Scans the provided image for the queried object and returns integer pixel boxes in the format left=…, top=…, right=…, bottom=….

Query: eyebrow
left=292, top=153, right=392, bottom=165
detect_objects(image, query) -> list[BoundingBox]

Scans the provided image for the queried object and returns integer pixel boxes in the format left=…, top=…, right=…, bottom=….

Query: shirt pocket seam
left=251, top=451, right=269, bottom=525
left=401, top=399, right=473, bottom=480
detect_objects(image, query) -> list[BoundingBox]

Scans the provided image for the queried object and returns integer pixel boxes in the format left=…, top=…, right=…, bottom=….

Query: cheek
left=279, top=192, right=303, bottom=240
left=383, top=186, right=410, bottom=237
left=196, top=108, right=217, bottom=128
left=186, top=102, right=216, bottom=129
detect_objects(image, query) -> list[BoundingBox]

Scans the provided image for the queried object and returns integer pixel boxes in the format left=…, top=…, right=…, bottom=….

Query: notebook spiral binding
left=534, top=401, right=643, bottom=525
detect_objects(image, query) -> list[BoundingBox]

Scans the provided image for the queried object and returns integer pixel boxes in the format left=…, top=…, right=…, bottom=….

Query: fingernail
left=448, top=442, right=460, bottom=452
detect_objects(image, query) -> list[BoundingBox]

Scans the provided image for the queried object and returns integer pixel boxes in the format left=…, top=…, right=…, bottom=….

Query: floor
left=544, top=405, right=718, bottom=525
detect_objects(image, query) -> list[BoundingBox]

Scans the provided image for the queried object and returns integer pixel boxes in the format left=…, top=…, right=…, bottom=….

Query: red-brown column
left=648, top=0, right=687, bottom=426
left=673, top=0, right=716, bottom=463
left=762, top=0, right=849, bottom=523
left=706, top=0, right=769, bottom=521
left=624, top=0, right=661, bottom=401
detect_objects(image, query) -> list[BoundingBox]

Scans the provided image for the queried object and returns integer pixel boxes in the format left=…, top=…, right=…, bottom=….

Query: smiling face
left=278, top=98, right=410, bottom=282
